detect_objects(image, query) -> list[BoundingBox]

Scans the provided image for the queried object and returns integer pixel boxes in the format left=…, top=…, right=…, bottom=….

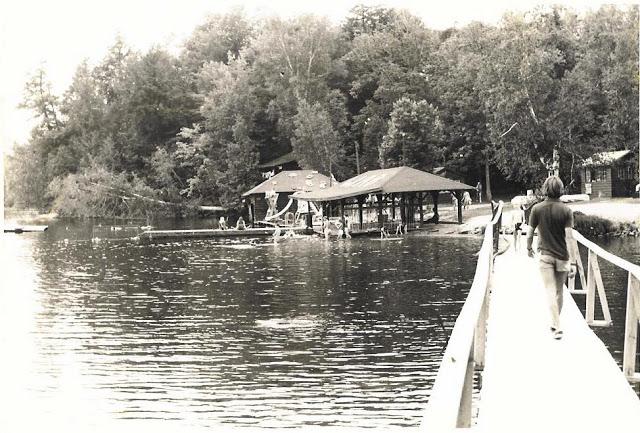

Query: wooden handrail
left=572, top=230, right=640, bottom=280
left=571, top=228, right=640, bottom=382
left=423, top=201, right=503, bottom=429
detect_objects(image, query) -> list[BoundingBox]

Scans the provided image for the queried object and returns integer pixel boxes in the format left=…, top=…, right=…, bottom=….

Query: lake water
left=1, top=220, right=480, bottom=431
left=1, top=220, right=637, bottom=431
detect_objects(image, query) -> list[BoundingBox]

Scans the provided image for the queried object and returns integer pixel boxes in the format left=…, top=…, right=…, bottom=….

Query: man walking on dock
left=526, top=176, right=577, bottom=340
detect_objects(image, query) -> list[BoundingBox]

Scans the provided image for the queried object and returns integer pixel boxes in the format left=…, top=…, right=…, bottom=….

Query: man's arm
left=565, top=211, right=577, bottom=277
left=565, top=227, right=577, bottom=262
left=526, top=225, right=536, bottom=257
left=526, top=205, right=538, bottom=257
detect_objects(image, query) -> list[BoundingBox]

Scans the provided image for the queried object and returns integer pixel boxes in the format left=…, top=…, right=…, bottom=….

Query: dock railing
left=422, top=201, right=503, bottom=430
left=569, top=230, right=640, bottom=383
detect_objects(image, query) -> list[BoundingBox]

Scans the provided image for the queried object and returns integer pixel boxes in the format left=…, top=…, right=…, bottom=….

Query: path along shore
left=457, top=197, right=640, bottom=236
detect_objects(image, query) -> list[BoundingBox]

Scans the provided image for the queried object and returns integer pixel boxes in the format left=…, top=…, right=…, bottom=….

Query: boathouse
left=292, top=166, right=476, bottom=234
left=242, top=170, right=333, bottom=227
left=580, top=149, right=638, bottom=198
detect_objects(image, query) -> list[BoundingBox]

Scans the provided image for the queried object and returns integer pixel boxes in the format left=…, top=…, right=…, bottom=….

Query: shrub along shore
left=573, top=212, right=639, bottom=238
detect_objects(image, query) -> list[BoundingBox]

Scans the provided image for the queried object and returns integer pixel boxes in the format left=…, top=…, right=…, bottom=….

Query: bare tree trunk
left=484, top=159, right=492, bottom=202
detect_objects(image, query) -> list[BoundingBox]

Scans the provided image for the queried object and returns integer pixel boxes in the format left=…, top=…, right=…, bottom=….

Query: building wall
left=250, top=193, right=298, bottom=223
left=581, top=152, right=638, bottom=198
left=581, top=167, right=612, bottom=198
left=611, top=162, right=638, bottom=197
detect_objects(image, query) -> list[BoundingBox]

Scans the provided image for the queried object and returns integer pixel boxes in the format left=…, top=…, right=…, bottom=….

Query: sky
left=0, top=0, right=635, bottom=152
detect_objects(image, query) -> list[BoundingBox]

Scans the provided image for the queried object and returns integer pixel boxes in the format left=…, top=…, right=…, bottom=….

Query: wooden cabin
left=580, top=150, right=638, bottom=198
left=292, top=166, right=476, bottom=234
left=242, top=170, right=333, bottom=227
left=432, top=166, right=464, bottom=183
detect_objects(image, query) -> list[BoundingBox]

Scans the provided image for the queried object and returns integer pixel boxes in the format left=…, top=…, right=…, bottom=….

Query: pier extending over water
left=424, top=202, right=640, bottom=431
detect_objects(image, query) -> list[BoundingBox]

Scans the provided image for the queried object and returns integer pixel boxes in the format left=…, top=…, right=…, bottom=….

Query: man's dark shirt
left=528, top=198, right=574, bottom=260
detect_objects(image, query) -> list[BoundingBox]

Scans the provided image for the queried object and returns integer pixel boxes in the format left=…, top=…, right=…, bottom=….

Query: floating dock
left=138, top=226, right=309, bottom=241
left=3, top=225, right=48, bottom=233
left=477, top=249, right=640, bottom=431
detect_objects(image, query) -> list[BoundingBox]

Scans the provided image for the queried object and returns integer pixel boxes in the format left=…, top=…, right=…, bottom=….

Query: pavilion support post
left=377, top=194, right=384, bottom=229
left=391, top=193, right=396, bottom=220
left=306, top=207, right=313, bottom=230
left=340, top=199, right=346, bottom=232
left=250, top=198, right=255, bottom=228
left=431, top=191, right=439, bottom=220
left=357, top=196, right=364, bottom=229
left=455, top=191, right=463, bottom=224
left=418, top=192, right=424, bottom=223
left=400, top=193, right=406, bottom=226
left=408, top=194, right=414, bottom=225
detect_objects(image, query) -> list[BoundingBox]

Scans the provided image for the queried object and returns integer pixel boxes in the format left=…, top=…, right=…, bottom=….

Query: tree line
left=5, top=4, right=638, bottom=217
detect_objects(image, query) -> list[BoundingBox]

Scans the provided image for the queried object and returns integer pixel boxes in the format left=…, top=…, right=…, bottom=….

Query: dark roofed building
left=242, top=170, right=333, bottom=226
left=580, top=150, right=638, bottom=198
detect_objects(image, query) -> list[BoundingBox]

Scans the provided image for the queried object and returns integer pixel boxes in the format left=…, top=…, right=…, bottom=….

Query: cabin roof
left=291, top=166, right=475, bottom=202
left=582, top=150, right=632, bottom=167
left=242, top=170, right=333, bottom=196
left=257, top=151, right=297, bottom=169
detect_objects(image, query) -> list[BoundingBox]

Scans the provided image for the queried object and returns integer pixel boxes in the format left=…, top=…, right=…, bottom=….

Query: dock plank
left=477, top=248, right=640, bottom=432
left=139, top=226, right=309, bottom=240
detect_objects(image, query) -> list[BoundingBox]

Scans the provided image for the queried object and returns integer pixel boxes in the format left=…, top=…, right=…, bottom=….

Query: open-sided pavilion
left=292, top=166, right=476, bottom=234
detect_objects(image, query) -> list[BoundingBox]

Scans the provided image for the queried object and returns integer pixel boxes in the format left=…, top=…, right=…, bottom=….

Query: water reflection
left=1, top=220, right=480, bottom=429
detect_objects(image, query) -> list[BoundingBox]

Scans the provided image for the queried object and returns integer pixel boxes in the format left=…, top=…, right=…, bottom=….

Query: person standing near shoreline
left=526, top=176, right=577, bottom=340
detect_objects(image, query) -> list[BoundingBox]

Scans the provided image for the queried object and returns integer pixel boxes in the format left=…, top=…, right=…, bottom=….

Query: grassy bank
left=573, top=211, right=640, bottom=238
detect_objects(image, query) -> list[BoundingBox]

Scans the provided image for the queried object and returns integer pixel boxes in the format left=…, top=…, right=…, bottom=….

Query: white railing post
left=623, top=273, right=640, bottom=383
left=586, top=250, right=596, bottom=324
left=585, top=249, right=612, bottom=327
left=458, top=344, right=475, bottom=428
left=568, top=236, right=587, bottom=294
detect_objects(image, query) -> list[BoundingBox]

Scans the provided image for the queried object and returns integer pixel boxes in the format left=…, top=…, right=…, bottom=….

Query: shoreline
left=5, top=197, right=639, bottom=239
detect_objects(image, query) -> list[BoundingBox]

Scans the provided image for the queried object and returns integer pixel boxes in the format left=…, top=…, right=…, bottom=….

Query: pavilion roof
left=291, top=166, right=475, bottom=202
left=242, top=170, right=333, bottom=196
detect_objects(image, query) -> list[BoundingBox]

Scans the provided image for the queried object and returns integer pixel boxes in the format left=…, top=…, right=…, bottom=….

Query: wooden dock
left=138, top=226, right=309, bottom=240
left=477, top=248, right=640, bottom=431
left=3, top=225, right=48, bottom=233
left=423, top=202, right=640, bottom=431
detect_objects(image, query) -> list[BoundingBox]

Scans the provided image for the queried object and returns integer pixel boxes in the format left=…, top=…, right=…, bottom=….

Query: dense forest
left=5, top=4, right=639, bottom=217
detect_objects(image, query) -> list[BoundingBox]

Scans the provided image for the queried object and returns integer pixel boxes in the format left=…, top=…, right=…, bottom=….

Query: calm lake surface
left=1, top=219, right=638, bottom=430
